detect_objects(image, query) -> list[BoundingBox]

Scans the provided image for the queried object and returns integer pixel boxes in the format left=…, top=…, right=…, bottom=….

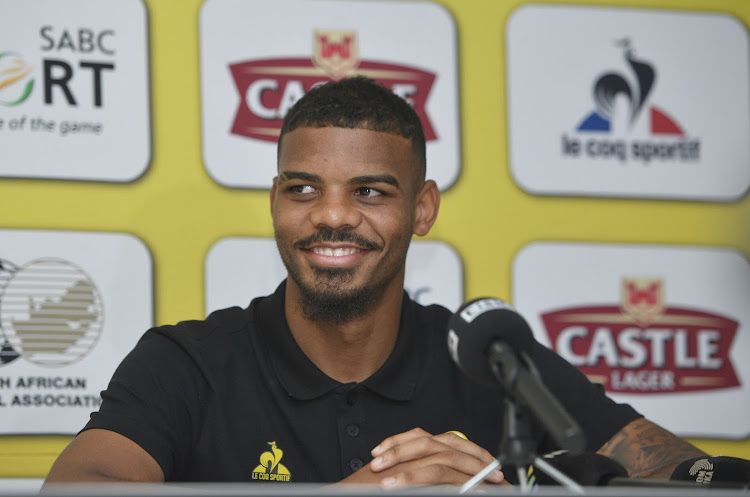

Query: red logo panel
left=542, top=305, right=740, bottom=394
left=229, top=58, right=436, bottom=143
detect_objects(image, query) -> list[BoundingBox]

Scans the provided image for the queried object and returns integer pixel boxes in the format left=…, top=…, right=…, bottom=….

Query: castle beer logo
left=201, top=0, right=458, bottom=190
left=621, top=278, right=664, bottom=326
left=251, top=441, right=291, bottom=482
left=228, top=29, right=436, bottom=143
left=563, top=39, right=700, bottom=165
left=0, top=52, right=34, bottom=106
left=0, top=257, right=104, bottom=367
left=540, top=278, right=739, bottom=394
left=312, top=30, right=358, bottom=80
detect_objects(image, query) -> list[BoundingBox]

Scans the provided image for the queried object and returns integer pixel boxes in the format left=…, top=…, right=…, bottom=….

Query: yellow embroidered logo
left=251, top=441, right=291, bottom=482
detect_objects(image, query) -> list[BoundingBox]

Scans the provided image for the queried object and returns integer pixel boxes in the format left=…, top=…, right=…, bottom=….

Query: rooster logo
left=251, top=441, right=291, bottom=481
left=577, top=39, right=683, bottom=135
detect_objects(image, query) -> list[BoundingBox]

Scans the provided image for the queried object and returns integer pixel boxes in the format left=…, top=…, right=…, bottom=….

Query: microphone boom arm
left=488, top=342, right=586, bottom=455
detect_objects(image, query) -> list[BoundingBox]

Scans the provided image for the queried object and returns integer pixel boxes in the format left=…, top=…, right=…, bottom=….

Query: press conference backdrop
left=0, top=0, right=748, bottom=480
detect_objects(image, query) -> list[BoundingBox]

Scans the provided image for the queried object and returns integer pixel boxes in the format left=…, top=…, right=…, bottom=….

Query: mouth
left=292, top=228, right=382, bottom=269
left=310, top=246, right=365, bottom=257
left=304, top=244, right=370, bottom=268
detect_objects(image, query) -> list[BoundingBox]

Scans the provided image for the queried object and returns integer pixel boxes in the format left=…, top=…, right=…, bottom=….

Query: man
left=45, top=77, right=704, bottom=487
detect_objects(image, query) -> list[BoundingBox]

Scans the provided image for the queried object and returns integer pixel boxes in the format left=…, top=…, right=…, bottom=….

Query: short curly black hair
left=278, top=76, right=426, bottom=183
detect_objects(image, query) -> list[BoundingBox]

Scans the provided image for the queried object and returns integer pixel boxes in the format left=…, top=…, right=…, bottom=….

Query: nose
left=309, top=190, right=362, bottom=230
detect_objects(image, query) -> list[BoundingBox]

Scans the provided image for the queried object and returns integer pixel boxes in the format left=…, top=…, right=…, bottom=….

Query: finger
left=380, top=460, right=505, bottom=488
left=432, top=431, right=498, bottom=466
left=371, top=438, right=504, bottom=484
left=371, top=433, right=450, bottom=471
left=371, top=427, right=432, bottom=456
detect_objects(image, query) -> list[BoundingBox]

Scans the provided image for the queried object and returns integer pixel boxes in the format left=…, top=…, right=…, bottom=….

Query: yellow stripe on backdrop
left=0, top=0, right=748, bottom=478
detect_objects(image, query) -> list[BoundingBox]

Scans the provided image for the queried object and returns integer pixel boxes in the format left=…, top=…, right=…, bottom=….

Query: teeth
left=312, top=247, right=362, bottom=257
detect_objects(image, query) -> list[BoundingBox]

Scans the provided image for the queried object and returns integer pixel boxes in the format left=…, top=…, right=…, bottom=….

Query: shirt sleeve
left=82, top=328, right=208, bottom=479
left=530, top=341, right=642, bottom=452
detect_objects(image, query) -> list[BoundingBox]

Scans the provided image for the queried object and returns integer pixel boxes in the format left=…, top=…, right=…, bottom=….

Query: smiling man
left=45, top=77, right=704, bottom=487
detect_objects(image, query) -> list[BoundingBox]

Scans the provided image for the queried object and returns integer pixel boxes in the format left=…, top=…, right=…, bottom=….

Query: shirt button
left=346, top=424, right=360, bottom=437
left=349, top=458, right=363, bottom=471
left=346, top=391, right=358, bottom=405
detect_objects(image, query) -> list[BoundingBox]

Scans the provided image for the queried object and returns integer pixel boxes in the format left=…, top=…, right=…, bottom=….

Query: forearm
left=43, top=429, right=165, bottom=484
left=598, top=417, right=706, bottom=479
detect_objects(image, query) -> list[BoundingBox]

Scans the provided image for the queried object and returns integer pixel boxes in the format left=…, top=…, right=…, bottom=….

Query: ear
left=412, top=180, right=440, bottom=236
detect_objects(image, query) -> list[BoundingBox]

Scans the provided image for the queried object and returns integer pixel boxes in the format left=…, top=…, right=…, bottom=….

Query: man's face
left=271, top=126, right=435, bottom=323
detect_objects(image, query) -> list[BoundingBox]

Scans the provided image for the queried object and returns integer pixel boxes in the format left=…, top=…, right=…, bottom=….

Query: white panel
left=506, top=5, right=750, bottom=201
left=0, top=0, right=151, bottom=182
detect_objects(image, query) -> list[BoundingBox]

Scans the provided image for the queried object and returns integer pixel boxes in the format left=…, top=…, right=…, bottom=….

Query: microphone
left=447, top=298, right=585, bottom=454
left=670, top=455, right=750, bottom=489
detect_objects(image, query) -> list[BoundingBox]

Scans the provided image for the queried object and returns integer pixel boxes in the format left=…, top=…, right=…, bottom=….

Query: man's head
left=278, top=76, right=426, bottom=187
left=271, top=77, right=439, bottom=324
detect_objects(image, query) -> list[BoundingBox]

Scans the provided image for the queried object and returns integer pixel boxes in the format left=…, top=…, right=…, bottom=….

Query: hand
left=338, top=428, right=505, bottom=488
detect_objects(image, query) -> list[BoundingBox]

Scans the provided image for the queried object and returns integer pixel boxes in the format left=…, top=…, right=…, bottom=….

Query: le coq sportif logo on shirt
left=251, top=441, right=292, bottom=482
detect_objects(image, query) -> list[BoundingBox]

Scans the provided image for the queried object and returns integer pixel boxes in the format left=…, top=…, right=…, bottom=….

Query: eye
left=355, top=187, right=382, bottom=197
left=289, top=184, right=316, bottom=194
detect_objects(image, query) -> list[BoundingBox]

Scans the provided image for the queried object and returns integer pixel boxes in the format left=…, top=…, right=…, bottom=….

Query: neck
left=284, top=276, right=404, bottom=383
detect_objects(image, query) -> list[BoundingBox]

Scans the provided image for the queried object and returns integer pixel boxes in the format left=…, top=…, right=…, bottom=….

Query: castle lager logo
left=228, top=29, right=436, bottom=143
left=312, top=30, right=358, bottom=80
left=540, top=278, right=739, bottom=394
left=621, top=277, right=664, bottom=326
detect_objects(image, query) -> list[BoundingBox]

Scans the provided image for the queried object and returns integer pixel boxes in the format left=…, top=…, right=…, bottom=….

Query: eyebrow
left=278, top=172, right=400, bottom=188
left=349, top=174, right=400, bottom=188
left=278, top=171, right=322, bottom=183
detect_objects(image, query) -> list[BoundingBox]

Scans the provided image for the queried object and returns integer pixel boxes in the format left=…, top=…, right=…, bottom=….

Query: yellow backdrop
left=0, top=0, right=748, bottom=479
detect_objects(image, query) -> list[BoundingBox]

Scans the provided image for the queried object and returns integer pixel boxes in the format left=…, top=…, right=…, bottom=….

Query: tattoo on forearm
left=597, top=418, right=706, bottom=479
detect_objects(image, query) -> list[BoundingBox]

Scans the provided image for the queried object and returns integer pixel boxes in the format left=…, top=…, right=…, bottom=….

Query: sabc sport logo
left=229, top=30, right=437, bottom=143
left=0, top=27, right=115, bottom=109
left=561, top=39, right=700, bottom=164
left=0, top=257, right=104, bottom=368
left=539, top=277, right=739, bottom=394
left=0, top=52, right=34, bottom=106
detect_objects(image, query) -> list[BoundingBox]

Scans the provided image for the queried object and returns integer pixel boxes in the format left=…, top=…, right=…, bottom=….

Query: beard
left=275, top=227, right=407, bottom=324
left=296, top=266, right=372, bottom=324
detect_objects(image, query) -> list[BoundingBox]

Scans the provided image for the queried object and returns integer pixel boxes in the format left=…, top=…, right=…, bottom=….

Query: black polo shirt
left=84, top=281, right=639, bottom=482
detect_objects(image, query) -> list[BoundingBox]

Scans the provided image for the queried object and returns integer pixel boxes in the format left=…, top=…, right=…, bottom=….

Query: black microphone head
left=530, top=451, right=628, bottom=487
left=447, top=297, right=535, bottom=386
left=671, top=455, right=750, bottom=489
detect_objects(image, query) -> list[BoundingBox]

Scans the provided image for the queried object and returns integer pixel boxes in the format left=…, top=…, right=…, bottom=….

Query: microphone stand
left=460, top=345, right=585, bottom=494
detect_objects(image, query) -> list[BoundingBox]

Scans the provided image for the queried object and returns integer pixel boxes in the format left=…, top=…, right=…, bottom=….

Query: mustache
left=293, top=228, right=382, bottom=251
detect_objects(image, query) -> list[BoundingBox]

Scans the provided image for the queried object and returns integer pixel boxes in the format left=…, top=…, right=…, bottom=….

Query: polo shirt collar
left=255, top=280, right=420, bottom=402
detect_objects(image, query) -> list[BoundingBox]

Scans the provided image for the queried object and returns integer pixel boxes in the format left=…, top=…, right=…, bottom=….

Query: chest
left=182, top=375, right=502, bottom=483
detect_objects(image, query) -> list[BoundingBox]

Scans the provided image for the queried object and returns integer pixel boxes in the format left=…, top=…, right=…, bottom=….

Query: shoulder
left=161, top=305, right=252, bottom=340
left=131, top=301, right=260, bottom=367
left=406, top=297, right=453, bottom=330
